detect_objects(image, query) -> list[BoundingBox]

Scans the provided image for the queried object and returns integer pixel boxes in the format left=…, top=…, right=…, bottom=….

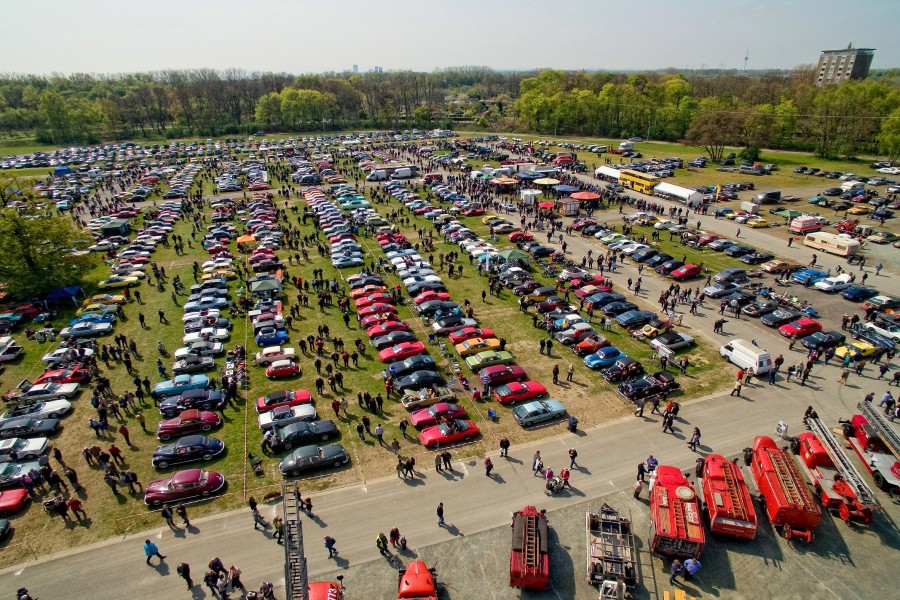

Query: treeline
left=0, top=67, right=898, bottom=160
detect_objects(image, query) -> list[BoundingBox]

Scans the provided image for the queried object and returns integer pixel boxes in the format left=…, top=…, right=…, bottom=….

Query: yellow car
left=76, top=303, right=117, bottom=317
left=761, top=260, right=801, bottom=274
left=454, top=337, right=501, bottom=357
left=98, top=275, right=140, bottom=289
left=747, top=218, right=769, bottom=228
left=834, top=341, right=876, bottom=359
left=201, top=270, right=236, bottom=281
left=82, top=294, right=125, bottom=306
left=481, top=215, right=502, bottom=225
left=846, top=205, right=871, bottom=215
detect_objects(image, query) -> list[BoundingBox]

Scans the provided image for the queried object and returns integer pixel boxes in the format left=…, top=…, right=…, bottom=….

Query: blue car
left=714, top=208, right=735, bottom=218
left=69, top=312, right=117, bottom=326
left=790, top=269, right=829, bottom=285
left=583, top=346, right=625, bottom=369
left=616, top=310, right=656, bottom=328
left=841, top=286, right=878, bottom=301
left=255, top=327, right=288, bottom=346
left=153, top=374, right=210, bottom=397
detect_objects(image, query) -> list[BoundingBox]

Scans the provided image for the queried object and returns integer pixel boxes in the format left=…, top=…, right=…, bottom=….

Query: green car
left=464, top=350, right=515, bottom=371
left=278, top=444, right=350, bottom=477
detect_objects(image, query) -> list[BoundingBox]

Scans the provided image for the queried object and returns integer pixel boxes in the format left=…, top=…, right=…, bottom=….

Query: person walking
left=837, top=368, right=850, bottom=385
left=484, top=456, right=494, bottom=477
left=324, top=535, right=337, bottom=558
left=176, top=502, right=190, bottom=528
left=176, top=563, right=194, bottom=589
left=228, top=565, right=245, bottom=594
left=437, top=502, right=445, bottom=527
left=144, top=539, right=166, bottom=565
left=688, top=427, right=701, bottom=452
left=273, top=515, right=284, bottom=544
left=532, top=451, right=543, bottom=476
left=669, top=560, right=683, bottom=585
left=552, top=364, right=560, bottom=384
left=252, top=507, right=268, bottom=530
left=730, top=380, right=742, bottom=397
left=637, top=462, right=646, bottom=483
left=566, top=364, right=574, bottom=382
left=569, top=448, right=578, bottom=468
left=160, top=504, right=176, bottom=529
left=376, top=533, right=390, bottom=557
left=204, top=570, right=219, bottom=596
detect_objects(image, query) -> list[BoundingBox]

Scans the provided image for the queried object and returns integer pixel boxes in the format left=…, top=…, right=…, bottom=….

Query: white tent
left=594, top=166, right=621, bottom=181
left=655, top=182, right=704, bottom=208
left=521, top=189, right=541, bottom=206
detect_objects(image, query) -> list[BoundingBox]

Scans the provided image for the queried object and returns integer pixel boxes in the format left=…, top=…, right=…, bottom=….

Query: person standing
left=683, top=557, right=701, bottom=580
left=144, top=539, right=166, bottom=565
left=532, top=451, right=543, bottom=476
left=688, top=428, right=701, bottom=452
left=669, top=560, right=683, bottom=585
left=637, top=462, right=646, bottom=483
left=273, top=515, right=284, bottom=544
left=176, top=563, right=193, bottom=589
left=176, top=502, right=190, bottom=528
left=160, top=504, right=176, bottom=529
left=229, top=565, right=245, bottom=594
left=484, top=456, right=494, bottom=477
left=441, top=451, right=452, bottom=471
left=499, top=438, right=510, bottom=457
left=552, top=364, right=560, bottom=384
left=566, top=364, right=574, bottom=382
left=203, top=570, right=219, bottom=596
left=437, top=502, right=445, bottom=527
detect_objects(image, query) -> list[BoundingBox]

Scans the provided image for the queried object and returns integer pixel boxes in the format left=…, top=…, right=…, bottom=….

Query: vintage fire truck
left=747, top=436, right=821, bottom=543
left=794, top=414, right=881, bottom=523
left=585, top=504, right=639, bottom=599
left=649, top=465, right=705, bottom=558
left=700, top=454, right=758, bottom=539
left=840, top=400, right=900, bottom=496
left=397, top=560, right=439, bottom=600
left=509, top=505, right=550, bottom=590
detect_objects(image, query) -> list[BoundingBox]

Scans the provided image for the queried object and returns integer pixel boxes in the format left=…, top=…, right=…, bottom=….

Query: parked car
left=156, top=409, right=222, bottom=440
left=255, top=389, right=313, bottom=413
left=409, top=403, right=467, bottom=428
left=270, top=420, right=339, bottom=451
left=151, top=435, right=225, bottom=469
left=493, top=381, right=548, bottom=405
left=418, top=419, right=479, bottom=448
left=258, top=404, right=318, bottom=429
left=0, top=437, right=48, bottom=462
left=159, top=389, right=226, bottom=418
left=0, top=417, right=60, bottom=439
left=143, top=468, right=226, bottom=506
left=512, top=399, right=567, bottom=427
left=618, top=372, right=681, bottom=401
left=649, top=332, right=695, bottom=352
left=278, top=444, right=350, bottom=477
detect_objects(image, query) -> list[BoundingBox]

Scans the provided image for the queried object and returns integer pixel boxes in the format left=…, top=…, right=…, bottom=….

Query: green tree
left=684, top=98, right=742, bottom=162
left=0, top=208, right=95, bottom=299
left=254, top=92, right=282, bottom=127
left=39, top=90, right=71, bottom=143
left=878, top=106, right=900, bottom=163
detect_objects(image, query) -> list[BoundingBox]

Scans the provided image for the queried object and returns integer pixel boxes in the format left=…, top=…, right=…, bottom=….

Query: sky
left=2, top=0, right=898, bottom=75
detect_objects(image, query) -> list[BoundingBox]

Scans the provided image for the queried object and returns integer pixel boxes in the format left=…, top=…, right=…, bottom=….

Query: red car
left=256, top=389, right=312, bottom=412
left=366, top=321, right=411, bottom=338
left=449, top=327, right=497, bottom=345
left=418, top=419, right=480, bottom=448
left=493, top=381, right=548, bottom=405
left=508, top=231, right=534, bottom=243
left=409, top=402, right=468, bottom=428
left=351, top=285, right=387, bottom=299
left=573, top=336, right=611, bottom=356
left=360, top=313, right=396, bottom=329
left=12, top=304, right=43, bottom=320
left=0, top=488, right=29, bottom=516
left=671, top=264, right=701, bottom=281
left=357, top=303, right=398, bottom=320
left=477, top=365, right=528, bottom=386
left=143, top=468, right=226, bottom=507
left=413, top=290, right=452, bottom=305
left=379, top=342, right=427, bottom=363
left=779, top=318, right=822, bottom=338
left=265, top=360, right=301, bottom=379
left=156, top=409, right=222, bottom=440
left=571, top=218, right=597, bottom=231
left=354, top=294, right=395, bottom=309
left=569, top=274, right=609, bottom=289
left=33, top=367, right=92, bottom=385
left=206, top=244, right=229, bottom=255
left=461, top=208, right=485, bottom=216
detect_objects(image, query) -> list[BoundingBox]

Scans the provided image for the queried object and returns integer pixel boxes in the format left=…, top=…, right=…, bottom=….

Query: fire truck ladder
left=282, top=481, right=309, bottom=600
left=858, top=401, right=900, bottom=459
left=672, top=496, right=687, bottom=535
left=523, top=513, right=538, bottom=567
left=808, top=417, right=880, bottom=508
left=720, top=460, right=746, bottom=515
left=768, top=449, right=808, bottom=508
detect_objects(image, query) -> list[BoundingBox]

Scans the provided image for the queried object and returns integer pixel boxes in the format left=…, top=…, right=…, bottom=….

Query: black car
left=278, top=444, right=350, bottom=477
left=172, top=354, right=216, bottom=374
left=513, top=280, right=542, bottom=295
left=372, top=331, right=418, bottom=350
left=848, top=323, right=896, bottom=352
left=740, top=252, right=775, bottom=265
left=724, top=245, right=755, bottom=257
left=416, top=301, right=459, bottom=318
left=159, top=389, right=226, bottom=418
left=151, top=435, right=225, bottom=469
left=407, top=280, right=447, bottom=296
left=760, top=309, right=802, bottom=328
left=631, top=248, right=658, bottom=263
left=801, top=330, right=846, bottom=350
left=656, top=260, right=684, bottom=276
left=391, top=355, right=437, bottom=378
left=600, top=358, right=645, bottom=382
left=0, top=417, right=59, bottom=439
left=393, top=370, right=447, bottom=392
left=719, top=291, right=756, bottom=308
left=350, top=276, right=384, bottom=289
left=602, top=301, right=638, bottom=316
left=618, top=371, right=681, bottom=401
left=742, top=300, right=779, bottom=317
left=644, top=253, right=673, bottom=268
left=271, top=420, right=339, bottom=451
left=585, top=293, right=625, bottom=310
left=528, top=245, right=554, bottom=257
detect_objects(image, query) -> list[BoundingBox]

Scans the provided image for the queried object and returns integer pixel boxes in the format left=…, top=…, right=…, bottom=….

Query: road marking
left=457, top=461, right=468, bottom=477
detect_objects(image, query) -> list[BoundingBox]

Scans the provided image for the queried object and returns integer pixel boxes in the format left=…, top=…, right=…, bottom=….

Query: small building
left=558, top=197, right=580, bottom=216
left=100, top=218, right=131, bottom=238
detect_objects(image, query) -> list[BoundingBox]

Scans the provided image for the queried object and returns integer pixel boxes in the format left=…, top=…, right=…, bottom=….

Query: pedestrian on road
left=437, top=502, right=445, bottom=527
left=176, top=502, right=190, bottom=527
left=499, top=438, right=510, bottom=457
left=569, top=448, right=578, bottom=468
left=434, top=453, right=443, bottom=472
left=216, top=573, right=229, bottom=599
left=837, top=368, right=850, bottom=385
left=177, top=563, right=193, bottom=589
left=730, top=380, right=742, bottom=397
left=229, top=565, right=245, bottom=593
left=532, top=451, right=542, bottom=475
left=144, top=539, right=166, bottom=565
left=204, top=570, right=218, bottom=596
left=484, top=456, right=494, bottom=477
left=442, top=451, right=452, bottom=471
left=637, top=463, right=646, bottom=483
left=683, top=558, right=701, bottom=580
left=325, top=535, right=337, bottom=557
left=377, top=533, right=390, bottom=556
left=252, top=508, right=268, bottom=530
left=160, top=504, right=176, bottom=528
left=273, top=515, right=284, bottom=544
left=688, top=428, right=701, bottom=452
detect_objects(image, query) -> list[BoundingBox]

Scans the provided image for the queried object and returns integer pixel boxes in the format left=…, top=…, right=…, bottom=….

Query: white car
left=621, top=243, right=650, bottom=256
left=173, top=342, right=226, bottom=359
left=813, top=274, right=853, bottom=293
left=0, top=398, right=73, bottom=421
left=654, top=220, right=676, bottom=230
left=864, top=320, right=900, bottom=342
left=0, top=436, right=49, bottom=462
left=254, top=346, right=297, bottom=366
left=257, top=404, right=318, bottom=429
left=41, top=347, right=94, bottom=364
left=183, top=328, right=230, bottom=345
left=182, top=309, right=221, bottom=322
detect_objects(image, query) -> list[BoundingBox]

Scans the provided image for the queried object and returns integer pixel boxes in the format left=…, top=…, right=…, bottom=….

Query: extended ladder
left=721, top=460, right=745, bottom=515
left=769, top=450, right=807, bottom=508
left=282, top=481, right=309, bottom=600
left=858, top=401, right=900, bottom=459
left=524, top=514, right=537, bottom=567
left=808, top=417, right=880, bottom=508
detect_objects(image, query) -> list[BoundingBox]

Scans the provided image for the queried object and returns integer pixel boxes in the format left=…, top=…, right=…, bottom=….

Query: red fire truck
left=649, top=465, right=705, bottom=558
left=509, top=505, right=550, bottom=590
left=747, top=436, right=821, bottom=543
left=700, top=454, right=758, bottom=539
left=794, top=415, right=880, bottom=523
left=397, top=561, right=439, bottom=600
left=840, top=401, right=900, bottom=496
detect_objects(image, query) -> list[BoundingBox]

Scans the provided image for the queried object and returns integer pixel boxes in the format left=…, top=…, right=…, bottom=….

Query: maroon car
left=477, top=365, right=528, bottom=386
left=143, top=468, right=226, bottom=506
left=156, top=409, right=222, bottom=440
left=409, top=402, right=468, bottom=429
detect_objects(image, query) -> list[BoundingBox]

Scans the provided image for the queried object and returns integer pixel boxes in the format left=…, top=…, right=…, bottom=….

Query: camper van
left=719, top=339, right=773, bottom=374
left=618, top=141, right=635, bottom=152
left=803, top=232, right=860, bottom=257
left=789, top=216, right=822, bottom=235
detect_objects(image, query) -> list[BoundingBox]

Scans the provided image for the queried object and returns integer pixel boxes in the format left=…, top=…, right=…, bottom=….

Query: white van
left=719, top=339, right=773, bottom=374
left=840, top=181, right=865, bottom=193
left=618, top=141, right=634, bottom=152
left=366, top=170, right=388, bottom=182
left=391, top=168, right=412, bottom=180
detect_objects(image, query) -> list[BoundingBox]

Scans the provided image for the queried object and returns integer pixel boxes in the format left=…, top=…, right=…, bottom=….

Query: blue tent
left=516, top=172, right=542, bottom=181
left=553, top=184, right=580, bottom=193
left=44, top=285, right=85, bottom=307
left=54, top=165, right=72, bottom=177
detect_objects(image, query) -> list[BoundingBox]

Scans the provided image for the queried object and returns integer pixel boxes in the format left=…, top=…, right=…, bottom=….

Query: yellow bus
left=619, top=169, right=660, bottom=195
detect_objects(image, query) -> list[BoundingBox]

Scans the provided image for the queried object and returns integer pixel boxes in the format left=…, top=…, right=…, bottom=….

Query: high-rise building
left=373, top=66, right=383, bottom=74
left=352, top=64, right=358, bottom=74
left=815, top=44, right=875, bottom=86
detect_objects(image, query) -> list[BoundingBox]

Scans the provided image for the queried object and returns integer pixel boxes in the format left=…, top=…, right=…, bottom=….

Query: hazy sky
left=2, top=0, right=897, bottom=74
